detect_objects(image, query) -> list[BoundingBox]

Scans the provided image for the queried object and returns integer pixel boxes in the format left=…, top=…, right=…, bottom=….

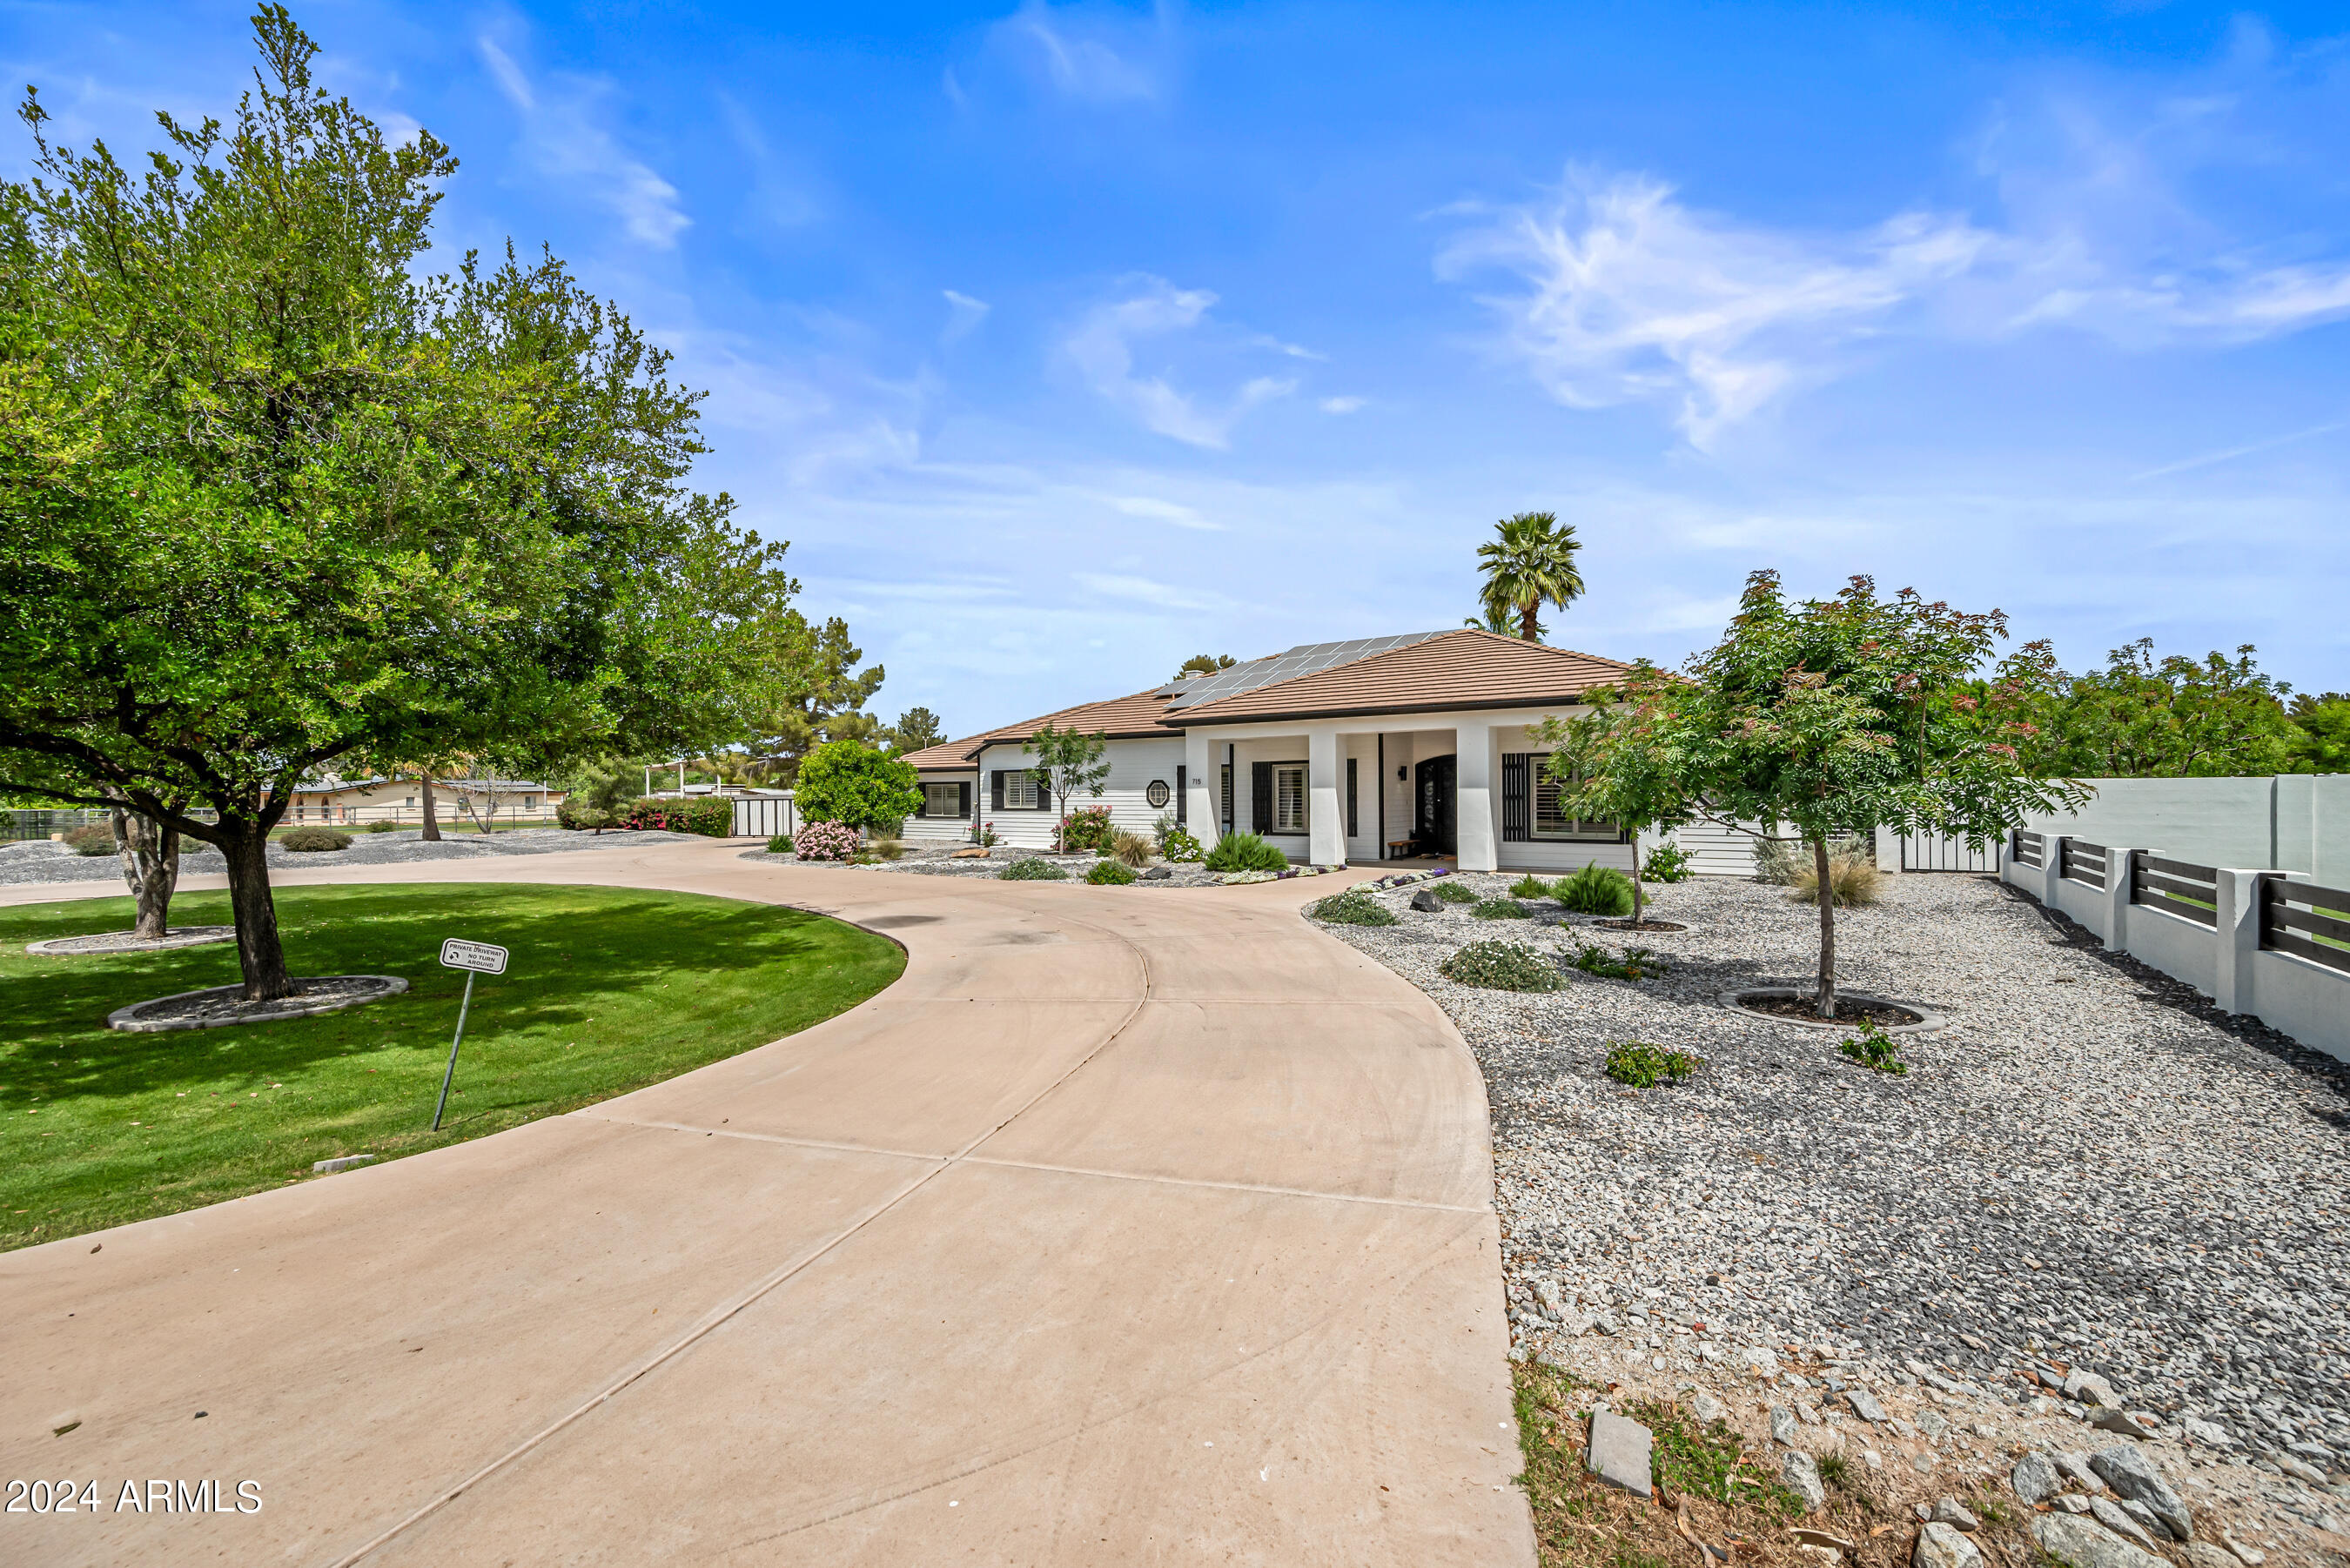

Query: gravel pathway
left=741, top=841, right=1225, bottom=888
left=0, top=828, right=706, bottom=888
left=1321, top=870, right=2350, bottom=1542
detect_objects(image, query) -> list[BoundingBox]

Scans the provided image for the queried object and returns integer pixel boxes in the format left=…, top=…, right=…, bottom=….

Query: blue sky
left=7, top=2, right=2348, bottom=734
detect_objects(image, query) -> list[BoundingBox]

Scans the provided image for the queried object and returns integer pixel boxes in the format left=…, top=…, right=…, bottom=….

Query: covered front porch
left=1178, top=710, right=1642, bottom=873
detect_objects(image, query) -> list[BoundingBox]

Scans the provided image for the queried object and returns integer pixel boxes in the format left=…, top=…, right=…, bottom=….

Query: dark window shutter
left=1035, top=769, right=1052, bottom=811
left=1501, top=753, right=1530, bottom=843
left=990, top=771, right=1005, bottom=810
left=1251, top=762, right=1273, bottom=833
left=1175, top=766, right=1187, bottom=826
left=958, top=782, right=970, bottom=819
left=1346, top=758, right=1358, bottom=838
left=1221, top=765, right=1232, bottom=829
left=913, top=787, right=926, bottom=819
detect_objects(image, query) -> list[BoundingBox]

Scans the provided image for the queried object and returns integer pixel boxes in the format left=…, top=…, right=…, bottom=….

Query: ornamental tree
left=1574, top=572, right=2088, bottom=1016
left=1031, top=723, right=1110, bottom=852
left=1532, top=662, right=1697, bottom=927
left=792, top=741, right=921, bottom=834
left=0, top=11, right=807, bottom=1000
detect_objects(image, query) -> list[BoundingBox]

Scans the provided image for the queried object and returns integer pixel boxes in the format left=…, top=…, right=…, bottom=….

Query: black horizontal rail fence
left=2011, top=828, right=2045, bottom=869
left=2059, top=838, right=2108, bottom=890
left=2261, top=878, right=2350, bottom=975
left=2131, top=853, right=2219, bottom=928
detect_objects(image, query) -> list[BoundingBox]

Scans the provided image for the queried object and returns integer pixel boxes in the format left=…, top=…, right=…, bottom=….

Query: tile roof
left=896, top=687, right=1180, bottom=772
left=1159, top=629, right=1636, bottom=727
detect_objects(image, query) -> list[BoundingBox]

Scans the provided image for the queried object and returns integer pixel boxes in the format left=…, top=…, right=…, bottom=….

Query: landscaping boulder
left=1846, top=1388, right=1889, bottom=1424
left=1914, top=1520, right=1981, bottom=1568
left=1931, top=1498, right=1978, bottom=1531
left=2031, top=1512, right=2168, bottom=1568
left=2064, top=1369, right=2118, bottom=1407
left=1770, top=1405, right=1797, bottom=1445
left=1141, top=866, right=1172, bottom=881
left=1780, top=1450, right=1826, bottom=1513
left=2088, top=1498, right=2160, bottom=1552
left=1408, top=888, right=1445, bottom=913
left=2011, top=1451, right=2061, bottom=1504
left=2087, top=1444, right=2192, bottom=1541
left=2092, top=1407, right=2157, bottom=1438
left=1587, top=1410, right=1653, bottom=1498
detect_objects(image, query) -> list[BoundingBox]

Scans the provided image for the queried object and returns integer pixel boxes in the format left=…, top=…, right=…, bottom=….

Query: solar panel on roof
left=1161, top=631, right=1451, bottom=709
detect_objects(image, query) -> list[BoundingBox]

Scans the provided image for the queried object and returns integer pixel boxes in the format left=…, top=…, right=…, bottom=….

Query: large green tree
left=749, top=616, right=884, bottom=783
left=2288, top=694, right=2350, bottom=774
left=1476, top=511, right=1585, bottom=641
left=793, top=740, right=921, bottom=834
left=1979, top=640, right=2303, bottom=778
left=1573, top=573, right=2087, bottom=1016
left=0, top=10, right=804, bottom=1000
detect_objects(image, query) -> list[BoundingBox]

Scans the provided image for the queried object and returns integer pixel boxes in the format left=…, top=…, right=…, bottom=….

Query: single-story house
left=896, top=628, right=1753, bottom=872
left=281, top=777, right=563, bottom=826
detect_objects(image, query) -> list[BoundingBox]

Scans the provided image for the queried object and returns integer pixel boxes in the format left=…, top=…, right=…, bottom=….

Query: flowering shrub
left=588, top=796, right=736, bottom=837
left=1157, top=826, right=1204, bottom=862
left=792, top=821, right=861, bottom=861
left=1058, top=805, right=1114, bottom=853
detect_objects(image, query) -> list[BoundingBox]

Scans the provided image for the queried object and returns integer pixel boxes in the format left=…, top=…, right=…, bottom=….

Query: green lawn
left=0, top=883, right=903, bottom=1250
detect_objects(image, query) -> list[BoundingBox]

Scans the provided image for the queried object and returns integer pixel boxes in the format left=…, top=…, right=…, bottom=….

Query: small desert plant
left=1204, top=830, right=1288, bottom=874
left=1604, top=1042, right=1703, bottom=1088
left=1085, top=858, right=1136, bottom=885
left=1507, top=874, right=1554, bottom=900
left=1555, top=861, right=1635, bottom=916
left=1641, top=841, right=1693, bottom=882
left=1816, top=1453, right=1855, bottom=1491
left=1058, top=805, right=1115, bottom=853
left=1439, top=938, right=1562, bottom=992
left=1569, top=942, right=1667, bottom=980
left=1429, top=878, right=1480, bottom=904
left=1109, top=828, right=1154, bottom=868
left=1837, top=1017, right=1909, bottom=1075
left=1157, top=826, right=1204, bottom=862
left=365, top=820, right=400, bottom=834
left=1789, top=848, right=1883, bottom=908
left=792, top=821, right=861, bottom=861
left=1311, top=888, right=1399, bottom=926
left=999, top=856, right=1067, bottom=881
left=864, top=836, right=906, bottom=861
left=1753, top=833, right=1867, bottom=885
left=766, top=833, right=795, bottom=854
left=64, top=823, right=116, bottom=855
left=1472, top=896, right=1532, bottom=920
left=280, top=827, right=352, bottom=852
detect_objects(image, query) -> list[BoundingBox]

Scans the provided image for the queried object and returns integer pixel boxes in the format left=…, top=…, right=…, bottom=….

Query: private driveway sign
left=0, top=841, right=1528, bottom=1566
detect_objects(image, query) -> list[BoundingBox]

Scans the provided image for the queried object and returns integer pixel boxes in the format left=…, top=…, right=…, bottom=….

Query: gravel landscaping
left=0, top=828, right=707, bottom=887
left=742, top=839, right=1227, bottom=887
left=1319, top=868, right=2350, bottom=1555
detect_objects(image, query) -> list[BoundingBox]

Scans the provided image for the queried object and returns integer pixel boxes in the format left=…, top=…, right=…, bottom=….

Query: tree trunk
left=420, top=776, right=440, bottom=841
left=1521, top=601, right=1541, bottom=640
left=1812, top=834, right=1837, bottom=1019
left=109, top=802, right=181, bottom=940
left=220, top=828, right=294, bottom=1002
left=1630, top=854, right=1646, bottom=925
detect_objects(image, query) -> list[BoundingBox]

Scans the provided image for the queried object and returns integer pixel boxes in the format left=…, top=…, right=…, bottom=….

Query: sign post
left=433, top=939, right=509, bottom=1131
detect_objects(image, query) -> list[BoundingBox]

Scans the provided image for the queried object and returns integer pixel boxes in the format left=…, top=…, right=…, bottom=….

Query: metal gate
left=1900, top=832, right=2003, bottom=873
left=730, top=794, right=797, bottom=839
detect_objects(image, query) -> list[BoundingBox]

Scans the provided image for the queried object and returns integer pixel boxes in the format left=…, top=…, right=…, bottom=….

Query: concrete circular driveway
left=0, top=841, right=1533, bottom=1565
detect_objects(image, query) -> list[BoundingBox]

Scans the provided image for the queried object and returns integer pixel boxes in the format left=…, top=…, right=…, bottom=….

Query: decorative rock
left=1847, top=1389, right=1889, bottom=1424
left=2064, top=1370, right=2118, bottom=1408
left=1408, top=889, right=1445, bottom=913
left=2057, top=1452, right=2104, bottom=1491
left=1913, top=1520, right=1981, bottom=1568
left=1140, top=866, right=1173, bottom=881
left=1796, top=1401, right=1822, bottom=1425
left=950, top=847, right=990, bottom=859
left=2089, top=1498, right=2161, bottom=1552
left=1587, top=1410, right=1653, bottom=1498
left=1861, top=1449, right=1883, bottom=1471
left=2031, top=1512, right=2169, bottom=1568
left=1917, top=1410, right=1950, bottom=1439
left=1910, top=1451, right=1937, bottom=1474
left=1741, top=1346, right=1781, bottom=1376
left=2179, top=1417, right=2235, bottom=1449
left=2218, top=1530, right=2265, bottom=1565
left=2274, top=1453, right=2326, bottom=1484
left=2091, top=1408, right=2156, bottom=1439
left=1772, top=1405, right=1798, bottom=1445
left=2051, top=1496, right=2093, bottom=1515
left=1690, top=1390, right=1726, bottom=1424
left=310, top=1154, right=376, bottom=1175
left=2012, top=1451, right=2061, bottom=1504
left=1533, top=1277, right=1566, bottom=1318
left=2116, top=1500, right=2164, bottom=1538
left=2088, top=1444, right=2192, bottom=1542
left=1931, top=1498, right=1978, bottom=1531
left=1781, top=1450, right=1826, bottom=1512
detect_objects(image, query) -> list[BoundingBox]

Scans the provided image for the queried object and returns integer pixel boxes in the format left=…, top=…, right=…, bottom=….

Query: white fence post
left=2043, top=834, right=2069, bottom=908
left=2103, top=848, right=2134, bottom=953
left=1874, top=826, right=1899, bottom=874
left=2212, top=869, right=2264, bottom=1015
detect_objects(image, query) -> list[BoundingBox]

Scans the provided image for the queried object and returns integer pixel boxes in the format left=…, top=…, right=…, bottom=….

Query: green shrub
left=766, top=833, right=795, bottom=854
left=865, top=836, right=906, bottom=861
left=999, top=857, right=1067, bottom=881
left=1157, top=826, right=1204, bottom=862
left=1507, top=874, right=1554, bottom=901
left=1108, top=828, right=1153, bottom=868
left=1838, top=1018, right=1910, bottom=1075
left=1085, top=858, right=1136, bottom=885
left=364, top=820, right=400, bottom=834
left=1569, top=941, right=1668, bottom=980
left=1439, top=939, right=1561, bottom=992
left=1555, top=861, right=1635, bottom=916
left=1429, top=878, right=1480, bottom=904
left=1472, top=896, right=1531, bottom=920
left=1204, top=831, right=1288, bottom=874
left=795, top=740, right=922, bottom=833
left=280, top=827, right=352, bottom=852
left=1059, top=805, right=1115, bottom=853
left=63, top=823, right=115, bottom=855
left=1641, top=841, right=1693, bottom=882
left=613, top=795, right=735, bottom=837
left=1604, top=1042, right=1703, bottom=1088
left=1310, top=888, right=1398, bottom=926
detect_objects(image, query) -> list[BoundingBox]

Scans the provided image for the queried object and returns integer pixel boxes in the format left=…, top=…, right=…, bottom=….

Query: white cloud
left=999, top=1, right=1161, bottom=103
left=1110, top=495, right=1219, bottom=530
left=1319, top=396, right=1366, bottom=414
left=1439, top=171, right=1989, bottom=448
left=1064, top=278, right=1298, bottom=448
left=942, top=289, right=992, bottom=345
left=1073, top=572, right=1235, bottom=612
left=478, top=35, right=688, bottom=248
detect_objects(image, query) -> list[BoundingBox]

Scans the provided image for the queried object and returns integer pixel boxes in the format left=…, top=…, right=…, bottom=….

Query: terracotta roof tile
left=897, top=687, right=1178, bottom=771
left=1160, top=629, right=1635, bottom=727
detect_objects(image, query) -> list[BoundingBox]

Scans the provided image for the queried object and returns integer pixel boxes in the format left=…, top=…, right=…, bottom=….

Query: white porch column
left=1455, top=719, right=1498, bottom=872
left=1183, top=728, right=1218, bottom=851
left=1307, top=727, right=1346, bottom=868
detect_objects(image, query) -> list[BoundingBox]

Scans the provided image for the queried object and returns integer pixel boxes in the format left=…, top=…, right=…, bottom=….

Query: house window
left=1533, top=761, right=1620, bottom=841
left=405, top=796, right=416, bottom=807
left=1004, top=770, right=1040, bottom=809
left=1273, top=764, right=1307, bottom=833
left=523, top=795, right=536, bottom=810
left=922, top=782, right=961, bottom=817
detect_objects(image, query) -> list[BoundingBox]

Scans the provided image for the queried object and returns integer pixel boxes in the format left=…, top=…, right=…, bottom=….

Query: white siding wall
left=1228, top=736, right=1312, bottom=853
left=1667, top=820, right=1761, bottom=877
left=902, top=773, right=979, bottom=842
left=960, top=740, right=1188, bottom=850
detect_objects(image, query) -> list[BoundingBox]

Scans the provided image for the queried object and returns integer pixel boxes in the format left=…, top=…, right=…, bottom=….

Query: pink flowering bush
left=792, top=820, right=862, bottom=861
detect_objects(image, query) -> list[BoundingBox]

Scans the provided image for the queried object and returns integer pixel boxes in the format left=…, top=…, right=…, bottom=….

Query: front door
left=1414, top=754, right=1456, bottom=857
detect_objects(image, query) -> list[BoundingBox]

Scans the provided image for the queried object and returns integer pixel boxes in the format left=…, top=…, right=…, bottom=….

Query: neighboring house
left=897, top=629, right=1705, bottom=873
left=282, top=777, right=564, bottom=825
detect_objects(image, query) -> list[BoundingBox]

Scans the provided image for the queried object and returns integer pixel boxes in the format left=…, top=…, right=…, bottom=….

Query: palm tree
left=1476, top=512, right=1585, bottom=641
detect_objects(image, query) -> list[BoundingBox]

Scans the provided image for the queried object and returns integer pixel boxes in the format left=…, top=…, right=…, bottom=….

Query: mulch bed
left=25, top=925, right=236, bottom=956
left=108, top=975, right=406, bottom=1032
left=1736, top=994, right=1923, bottom=1027
left=1592, top=918, right=1689, bottom=932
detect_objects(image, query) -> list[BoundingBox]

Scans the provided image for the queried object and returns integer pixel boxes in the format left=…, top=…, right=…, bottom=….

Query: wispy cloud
left=1073, top=571, right=1235, bottom=612
left=1109, top=495, right=1219, bottom=530
left=1319, top=395, right=1366, bottom=414
left=1064, top=278, right=1297, bottom=448
left=2130, top=417, right=2350, bottom=482
left=478, top=34, right=687, bottom=248
left=996, top=1, right=1165, bottom=104
left=942, top=289, right=992, bottom=345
